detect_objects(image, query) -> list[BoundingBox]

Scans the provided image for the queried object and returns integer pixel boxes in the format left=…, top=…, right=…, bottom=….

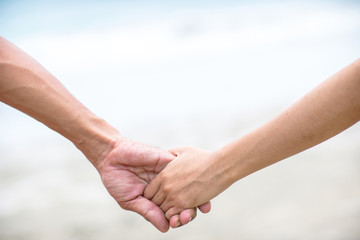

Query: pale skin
left=144, top=58, right=360, bottom=221
left=0, top=36, right=211, bottom=232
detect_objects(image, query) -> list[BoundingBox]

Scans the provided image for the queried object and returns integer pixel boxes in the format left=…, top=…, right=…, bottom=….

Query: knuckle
left=158, top=171, right=168, bottom=181
left=177, top=194, right=196, bottom=209
left=162, top=183, right=172, bottom=195
left=177, top=200, right=188, bottom=209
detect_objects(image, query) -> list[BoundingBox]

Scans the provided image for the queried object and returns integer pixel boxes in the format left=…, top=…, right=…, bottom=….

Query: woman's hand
left=144, top=147, right=232, bottom=221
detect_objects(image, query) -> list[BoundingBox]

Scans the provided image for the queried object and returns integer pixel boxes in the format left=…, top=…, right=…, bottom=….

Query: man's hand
left=93, top=138, right=210, bottom=232
left=0, top=36, right=210, bottom=231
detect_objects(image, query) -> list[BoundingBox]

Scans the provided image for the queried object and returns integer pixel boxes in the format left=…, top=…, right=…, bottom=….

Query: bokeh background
left=1, top=0, right=360, bottom=239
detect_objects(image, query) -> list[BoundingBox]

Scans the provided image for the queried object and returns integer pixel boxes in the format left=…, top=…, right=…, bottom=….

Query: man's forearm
left=218, top=59, right=360, bottom=183
left=0, top=36, right=206, bottom=231
left=0, top=36, right=119, bottom=164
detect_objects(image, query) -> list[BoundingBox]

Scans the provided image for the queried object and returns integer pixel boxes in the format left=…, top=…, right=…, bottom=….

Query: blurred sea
left=0, top=0, right=360, bottom=239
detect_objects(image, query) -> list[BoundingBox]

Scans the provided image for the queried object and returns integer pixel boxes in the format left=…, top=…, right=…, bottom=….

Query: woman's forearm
left=220, top=58, right=360, bottom=184
left=0, top=36, right=119, bottom=164
left=144, top=59, right=359, bottom=218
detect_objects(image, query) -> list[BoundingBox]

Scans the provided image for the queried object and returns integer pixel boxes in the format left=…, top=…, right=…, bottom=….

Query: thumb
left=168, top=147, right=188, bottom=157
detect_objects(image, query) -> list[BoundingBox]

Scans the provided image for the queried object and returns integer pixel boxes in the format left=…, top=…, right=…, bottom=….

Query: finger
left=169, top=208, right=197, bottom=228
left=159, top=198, right=173, bottom=213
left=165, top=206, right=182, bottom=221
left=121, top=196, right=169, bottom=233
left=179, top=208, right=197, bottom=225
left=154, top=149, right=176, bottom=172
left=166, top=202, right=210, bottom=224
left=169, top=214, right=181, bottom=228
left=143, top=175, right=161, bottom=200
left=167, top=203, right=210, bottom=227
left=150, top=189, right=166, bottom=206
left=158, top=149, right=176, bottom=163
left=198, top=201, right=211, bottom=214
left=168, top=147, right=186, bottom=156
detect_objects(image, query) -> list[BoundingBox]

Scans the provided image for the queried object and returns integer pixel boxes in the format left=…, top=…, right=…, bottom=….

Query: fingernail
left=175, top=221, right=181, bottom=227
left=189, top=217, right=193, bottom=222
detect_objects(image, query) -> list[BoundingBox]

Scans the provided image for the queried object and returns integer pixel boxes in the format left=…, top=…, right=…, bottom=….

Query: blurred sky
left=1, top=0, right=360, bottom=154
left=0, top=0, right=360, bottom=154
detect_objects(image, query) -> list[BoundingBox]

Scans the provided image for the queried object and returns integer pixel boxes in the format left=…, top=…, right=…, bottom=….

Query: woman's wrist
left=212, top=134, right=262, bottom=186
left=207, top=146, right=244, bottom=194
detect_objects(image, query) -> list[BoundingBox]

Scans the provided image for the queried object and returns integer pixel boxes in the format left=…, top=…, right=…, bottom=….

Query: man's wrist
left=66, top=112, right=121, bottom=166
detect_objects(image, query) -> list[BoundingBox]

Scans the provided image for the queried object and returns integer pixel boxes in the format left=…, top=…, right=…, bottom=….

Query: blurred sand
left=0, top=112, right=359, bottom=240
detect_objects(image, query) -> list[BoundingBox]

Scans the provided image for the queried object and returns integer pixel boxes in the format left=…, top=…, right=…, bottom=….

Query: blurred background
left=1, top=0, right=360, bottom=239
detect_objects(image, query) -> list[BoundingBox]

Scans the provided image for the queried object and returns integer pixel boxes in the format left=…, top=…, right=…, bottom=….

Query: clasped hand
left=144, top=147, right=231, bottom=227
left=95, top=138, right=212, bottom=232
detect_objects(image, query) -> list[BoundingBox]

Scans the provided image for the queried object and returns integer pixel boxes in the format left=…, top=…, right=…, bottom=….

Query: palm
left=96, top=139, right=174, bottom=232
